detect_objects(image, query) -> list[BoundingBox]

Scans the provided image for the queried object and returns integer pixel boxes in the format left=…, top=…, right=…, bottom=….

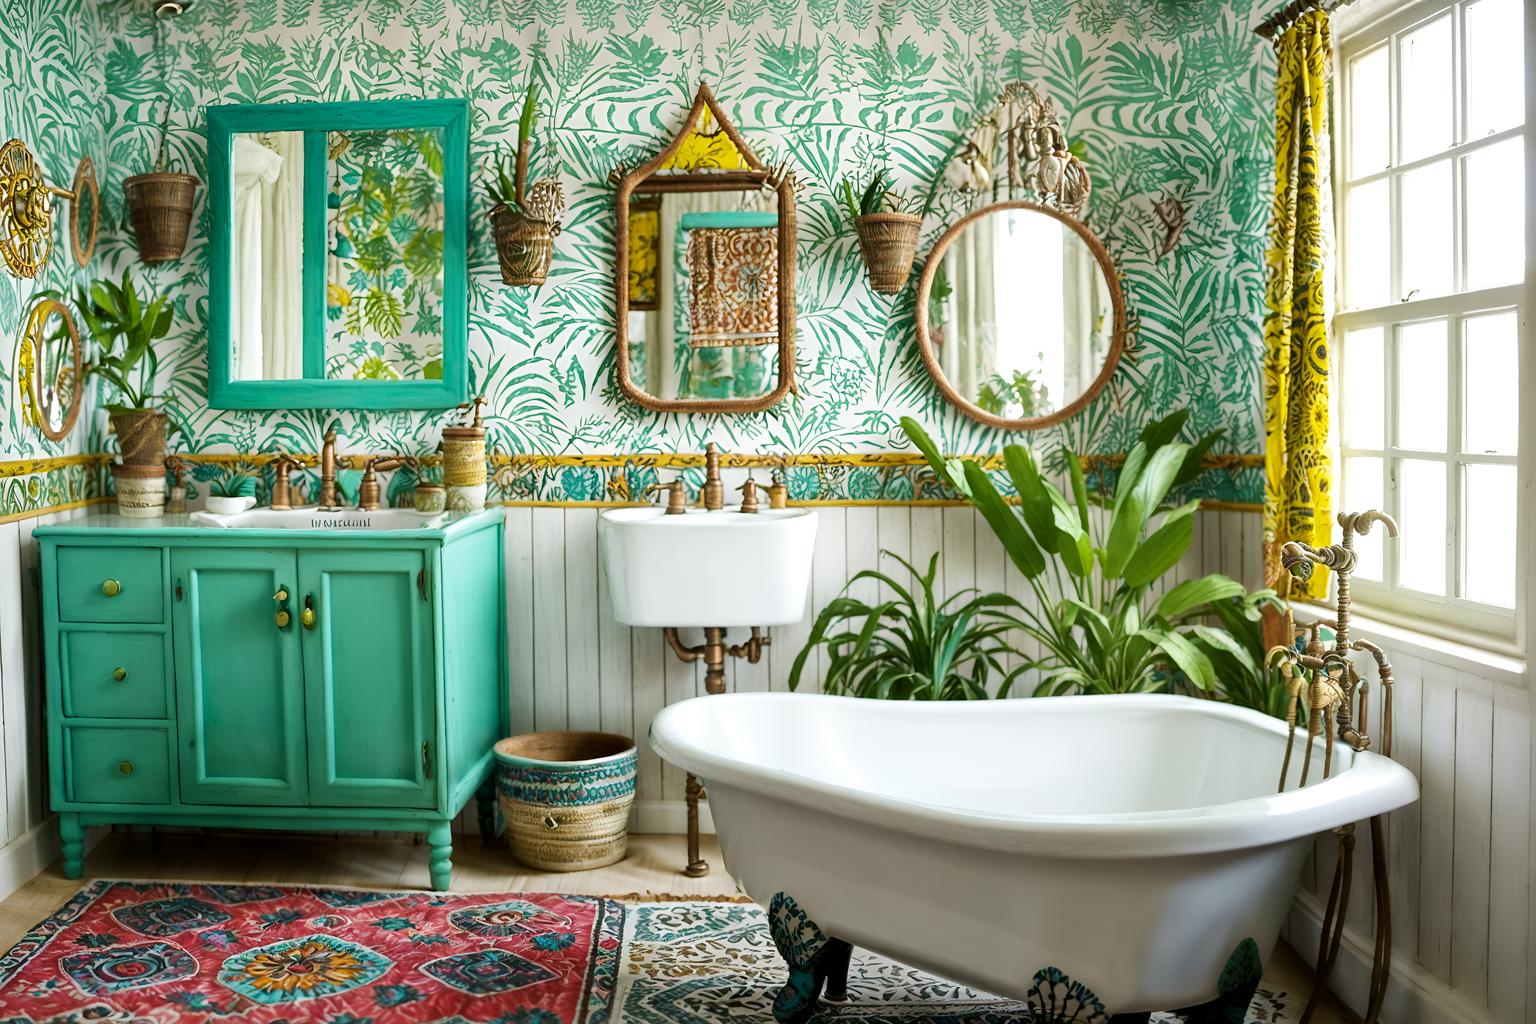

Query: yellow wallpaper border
left=500, top=498, right=1264, bottom=512
left=0, top=496, right=113, bottom=526
left=0, top=453, right=109, bottom=478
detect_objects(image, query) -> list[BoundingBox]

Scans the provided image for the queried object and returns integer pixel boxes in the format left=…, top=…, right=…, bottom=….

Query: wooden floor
left=0, top=830, right=1352, bottom=1022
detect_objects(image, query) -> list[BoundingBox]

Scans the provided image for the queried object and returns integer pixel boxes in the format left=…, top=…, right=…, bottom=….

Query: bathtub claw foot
left=768, top=893, right=850, bottom=1023
left=1177, top=937, right=1263, bottom=1024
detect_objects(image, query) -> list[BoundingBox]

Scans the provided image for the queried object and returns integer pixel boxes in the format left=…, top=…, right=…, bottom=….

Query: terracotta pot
left=855, top=212, right=922, bottom=294
left=494, top=731, right=637, bottom=871
left=490, top=204, right=554, bottom=287
left=123, top=172, right=199, bottom=264
left=110, top=462, right=166, bottom=518
left=109, top=409, right=167, bottom=468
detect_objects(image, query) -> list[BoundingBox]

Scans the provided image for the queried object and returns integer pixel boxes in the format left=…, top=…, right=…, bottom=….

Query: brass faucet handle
left=737, top=478, right=759, bottom=513
left=645, top=480, right=688, bottom=515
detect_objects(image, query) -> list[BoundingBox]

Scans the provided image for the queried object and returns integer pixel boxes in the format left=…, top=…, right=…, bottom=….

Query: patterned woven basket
left=123, top=173, right=199, bottom=264
left=109, top=409, right=168, bottom=468
left=855, top=212, right=921, bottom=294
left=494, top=731, right=637, bottom=871
left=491, top=204, right=554, bottom=287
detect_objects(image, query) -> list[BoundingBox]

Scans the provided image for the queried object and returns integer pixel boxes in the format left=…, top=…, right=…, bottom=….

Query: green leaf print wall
left=89, top=0, right=1273, bottom=506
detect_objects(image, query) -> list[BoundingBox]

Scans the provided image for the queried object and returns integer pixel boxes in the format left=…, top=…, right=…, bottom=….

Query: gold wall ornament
left=20, top=298, right=83, bottom=442
left=946, top=82, right=1092, bottom=216
left=0, top=139, right=54, bottom=278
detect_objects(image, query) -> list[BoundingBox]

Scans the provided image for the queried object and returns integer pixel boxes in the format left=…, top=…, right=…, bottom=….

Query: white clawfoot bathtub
left=650, top=692, right=1418, bottom=1017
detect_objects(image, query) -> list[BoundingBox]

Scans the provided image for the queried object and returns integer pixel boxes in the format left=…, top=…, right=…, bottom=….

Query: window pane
left=1465, top=0, right=1524, bottom=140
left=1349, top=45, right=1391, bottom=177
left=1462, top=463, right=1517, bottom=607
left=1400, top=160, right=1454, bottom=299
left=1346, top=180, right=1390, bottom=308
left=1398, top=15, right=1455, bottom=162
left=1343, top=326, right=1385, bottom=448
left=1465, top=137, right=1525, bottom=290
left=1345, top=456, right=1386, bottom=579
left=1464, top=311, right=1519, bottom=454
left=1397, top=320, right=1448, bottom=451
left=1398, top=458, right=1448, bottom=594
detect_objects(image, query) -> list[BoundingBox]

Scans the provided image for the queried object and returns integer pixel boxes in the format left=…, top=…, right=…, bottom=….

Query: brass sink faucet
left=319, top=430, right=339, bottom=508
left=702, top=442, right=723, bottom=510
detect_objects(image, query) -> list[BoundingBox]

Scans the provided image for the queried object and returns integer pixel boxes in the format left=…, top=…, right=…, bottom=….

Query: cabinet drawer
left=63, top=632, right=168, bottom=719
left=57, top=547, right=164, bottom=623
left=66, top=726, right=172, bottom=805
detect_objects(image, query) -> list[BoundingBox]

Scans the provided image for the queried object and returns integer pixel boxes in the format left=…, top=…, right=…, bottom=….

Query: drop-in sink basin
left=190, top=507, right=448, bottom=531
left=598, top=506, right=818, bottom=627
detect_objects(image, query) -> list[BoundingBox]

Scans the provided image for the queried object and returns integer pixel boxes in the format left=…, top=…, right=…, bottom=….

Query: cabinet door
left=171, top=549, right=309, bottom=805
left=298, top=550, right=436, bottom=808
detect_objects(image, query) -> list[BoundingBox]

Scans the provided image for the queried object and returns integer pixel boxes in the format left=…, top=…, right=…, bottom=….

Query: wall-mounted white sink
left=599, top=507, right=818, bottom=627
left=191, top=507, right=448, bottom=531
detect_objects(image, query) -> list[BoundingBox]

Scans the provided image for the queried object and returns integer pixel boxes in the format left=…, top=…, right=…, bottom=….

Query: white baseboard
left=629, top=800, right=714, bottom=836
left=1286, top=890, right=1492, bottom=1024
left=0, top=819, right=61, bottom=902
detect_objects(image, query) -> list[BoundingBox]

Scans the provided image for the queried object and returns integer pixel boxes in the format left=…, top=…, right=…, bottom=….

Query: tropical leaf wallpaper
left=0, top=0, right=107, bottom=516
left=5, top=0, right=1274, bottom=507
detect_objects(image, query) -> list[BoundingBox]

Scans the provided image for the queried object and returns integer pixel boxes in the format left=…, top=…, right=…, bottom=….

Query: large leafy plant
left=789, top=552, right=1025, bottom=700
left=60, top=271, right=172, bottom=414
left=901, top=412, right=1278, bottom=698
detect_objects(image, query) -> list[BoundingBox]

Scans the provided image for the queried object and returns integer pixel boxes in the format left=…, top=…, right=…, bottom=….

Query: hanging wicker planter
left=109, top=409, right=168, bottom=468
left=490, top=204, right=555, bottom=286
left=123, top=172, right=199, bottom=264
left=855, top=212, right=922, bottom=294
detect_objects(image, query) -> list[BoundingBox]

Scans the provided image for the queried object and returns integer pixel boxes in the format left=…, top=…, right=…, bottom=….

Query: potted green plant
left=123, top=97, right=199, bottom=264
left=487, top=77, right=565, bottom=286
left=205, top=468, right=258, bottom=514
left=790, top=551, right=1026, bottom=699
left=71, top=271, right=174, bottom=473
left=841, top=169, right=920, bottom=295
left=900, top=411, right=1278, bottom=698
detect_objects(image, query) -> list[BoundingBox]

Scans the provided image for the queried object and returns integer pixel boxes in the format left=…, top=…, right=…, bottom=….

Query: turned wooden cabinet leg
left=427, top=822, right=453, bottom=891
left=684, top=773, right=708, bottom=877
left=59, top=813, right=84, bottom=880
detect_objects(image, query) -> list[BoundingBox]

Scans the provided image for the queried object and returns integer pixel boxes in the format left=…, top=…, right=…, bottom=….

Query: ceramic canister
left=110, top=462, right=167, bottom=518
left=493, top=732, right=637, bottom=871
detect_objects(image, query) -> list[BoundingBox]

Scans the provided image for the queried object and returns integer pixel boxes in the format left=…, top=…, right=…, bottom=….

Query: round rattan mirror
left=915, top=200, right=1126, bottom=430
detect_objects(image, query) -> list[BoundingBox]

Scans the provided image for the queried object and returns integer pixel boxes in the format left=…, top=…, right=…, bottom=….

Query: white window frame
left=1333, top=0, right=1526, bottom=650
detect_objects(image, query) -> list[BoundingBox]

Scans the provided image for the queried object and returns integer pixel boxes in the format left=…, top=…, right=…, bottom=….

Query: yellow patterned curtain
left=1263, top=10, right=1334, bottom=600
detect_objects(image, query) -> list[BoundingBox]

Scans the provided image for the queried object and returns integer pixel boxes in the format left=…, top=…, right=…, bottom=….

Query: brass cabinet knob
left=101, top=579, right=121, bottom=597
left=273, top=588, right=289, bottom=602
left=118, top=761, right=134, bottom=775
left=300, top=607, right=316, bottom=630
left=275, top=609, right=291, bottom=629
left=112, top=667, right=127, bottom=682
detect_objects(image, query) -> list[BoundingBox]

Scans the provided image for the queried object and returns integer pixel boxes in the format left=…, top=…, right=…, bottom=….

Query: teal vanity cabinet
left=37, top=509, right=506, bottom=890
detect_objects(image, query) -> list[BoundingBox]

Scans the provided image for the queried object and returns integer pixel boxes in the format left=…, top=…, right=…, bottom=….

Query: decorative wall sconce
left=0, top=139, right=100, bottom=278
left=946, top=82, right=1092, bottom=215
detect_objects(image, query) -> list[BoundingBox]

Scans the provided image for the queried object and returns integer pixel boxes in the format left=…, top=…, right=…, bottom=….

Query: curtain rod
left=1253, top=0, right=1355, bottom=41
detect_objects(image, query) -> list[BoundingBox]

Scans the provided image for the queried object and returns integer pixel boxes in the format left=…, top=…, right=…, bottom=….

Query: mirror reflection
left=229, top=127, right=447, bottom=384
left=923, top=204, right=1116, bottom=423
left=625, top=191, right=781, bottom=401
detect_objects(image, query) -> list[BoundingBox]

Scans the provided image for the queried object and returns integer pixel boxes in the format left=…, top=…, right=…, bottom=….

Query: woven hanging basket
left=491, top=204, right=554, bottom=287
left=855, top=212, right=922, bottom=294
left=123, top=172, right=199, bottom=264
left=109, top=409, right=168, bottom=468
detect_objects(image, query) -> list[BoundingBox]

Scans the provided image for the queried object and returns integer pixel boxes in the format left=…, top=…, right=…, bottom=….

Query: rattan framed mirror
left=612, top=82, right=796, bottom=414
left=915, top=199, right=1126, bottom=430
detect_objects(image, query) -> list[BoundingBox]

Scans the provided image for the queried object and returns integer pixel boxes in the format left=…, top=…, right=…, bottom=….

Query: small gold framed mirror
left=613, top=83, right=796, bottom=413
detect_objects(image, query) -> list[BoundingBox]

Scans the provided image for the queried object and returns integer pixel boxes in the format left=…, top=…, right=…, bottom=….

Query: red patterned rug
left=0, top=880, right=621, bottom=1023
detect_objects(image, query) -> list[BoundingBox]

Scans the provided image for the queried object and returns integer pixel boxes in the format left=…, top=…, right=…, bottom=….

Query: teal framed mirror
left=207, top=99, right=468, bottom=410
